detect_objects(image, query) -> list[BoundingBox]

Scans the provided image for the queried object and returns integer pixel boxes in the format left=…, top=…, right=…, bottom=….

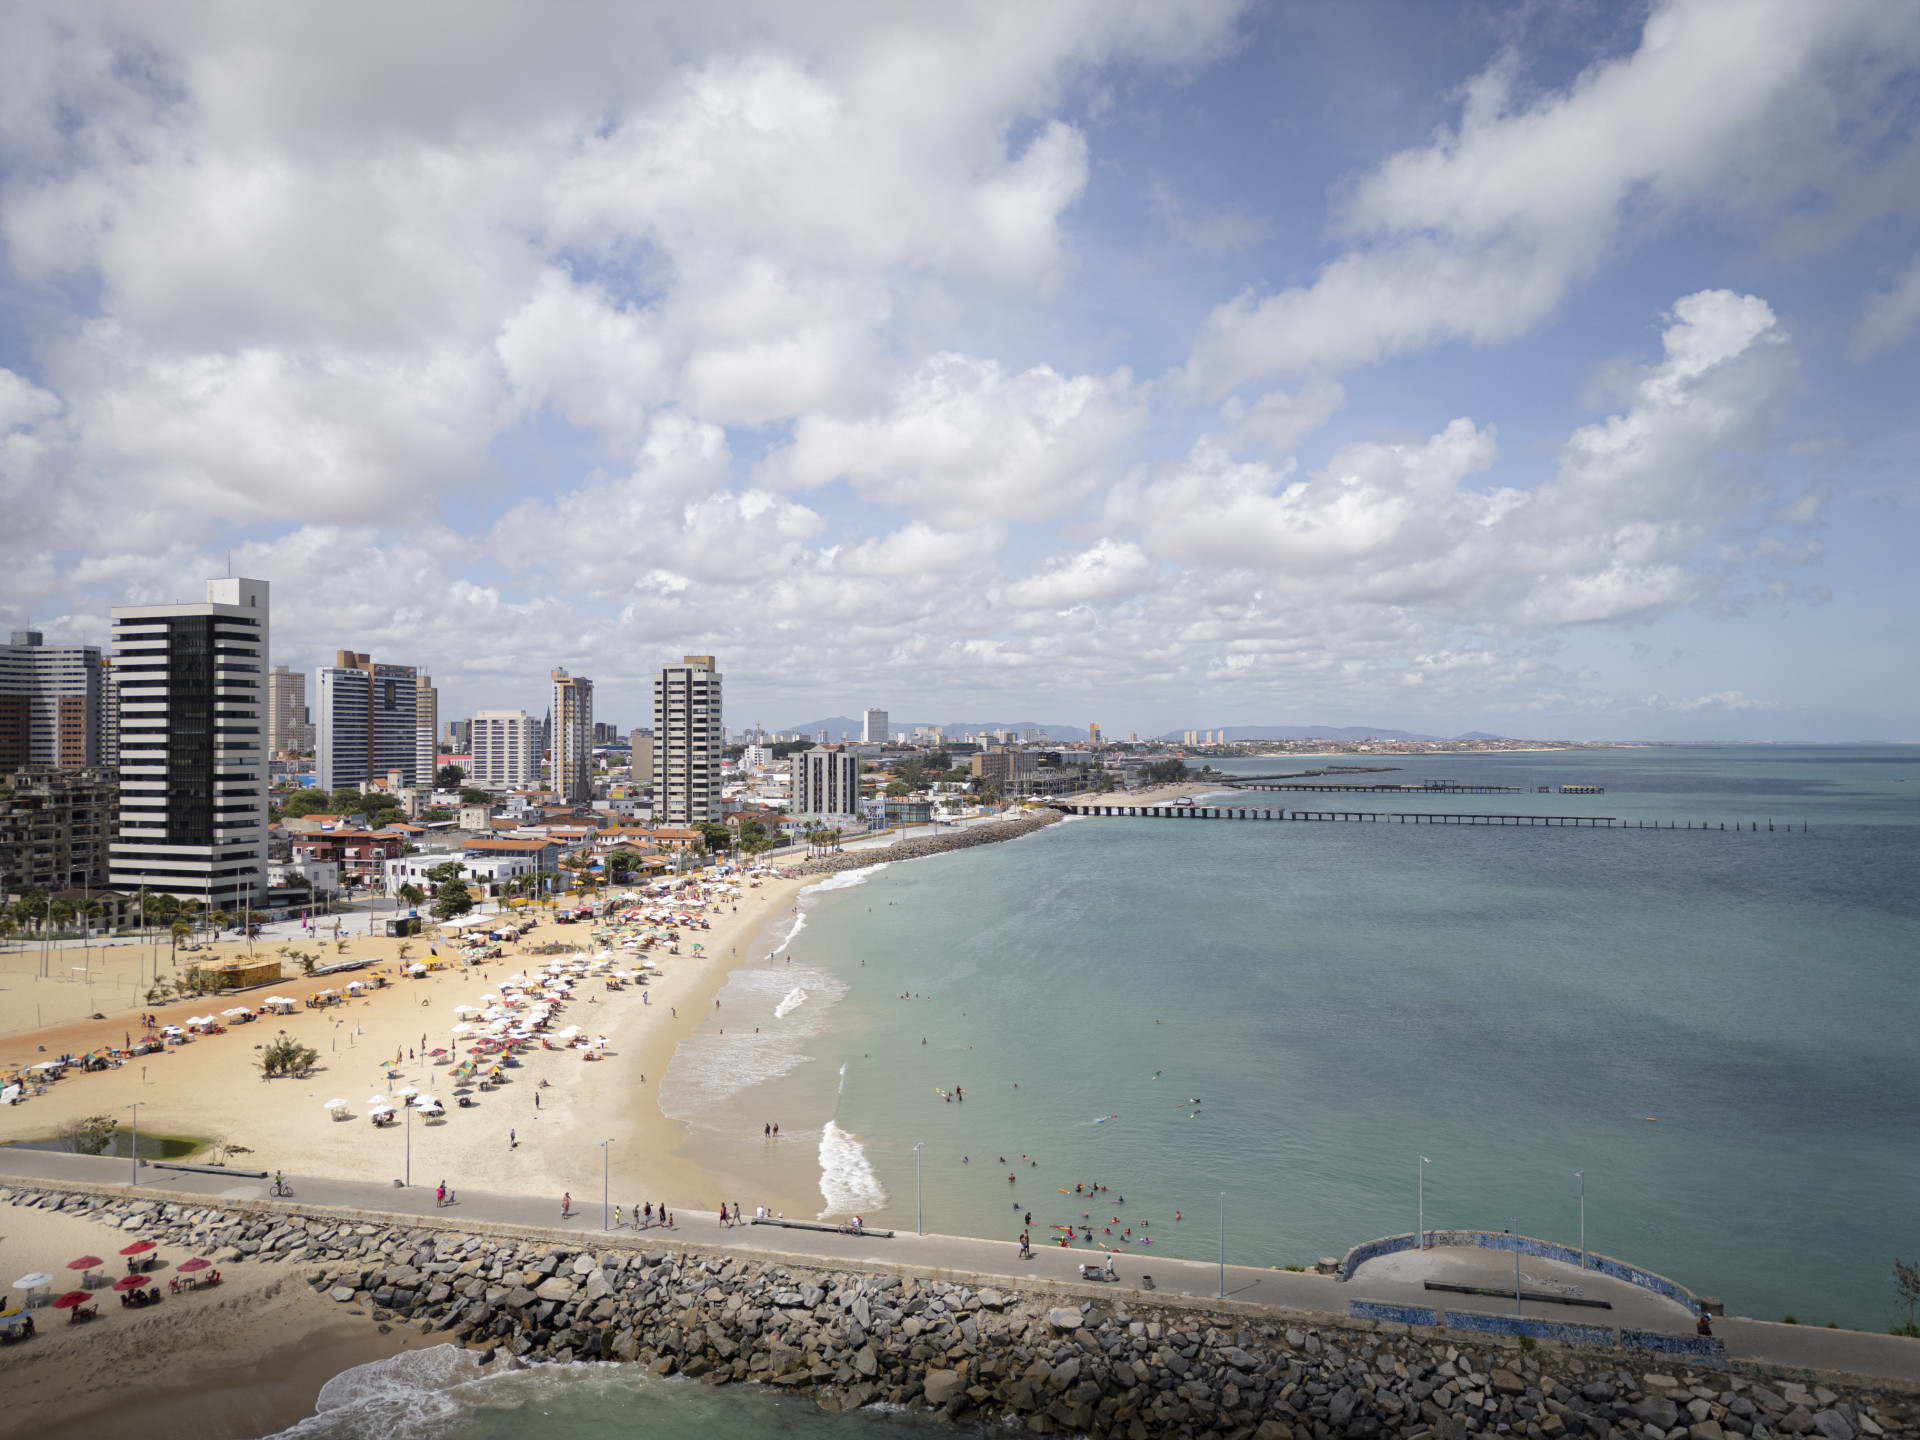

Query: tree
left=431, top=878, right=474, bottom=920
left=169, top=918, right=193, bottom=964
left=697, top=821, right=733, bottom=853
left=459, top=788, right=492, bottom=806
left=281, top=789, right=336, bottom=819
left=424, top=860, right=467, bottom=885
left=437, top=763, right=467, bottom=787
left=1895, top=1259, right=1920, bottom=1337
left=57, top=1114, right=119, bottom=1155
left=737, top=819, right=777, bottom=855
left=209, top=908, right=231, bottom=932
left=1142, top=758, right=1190, bottom=785
left=606, top=848, right=643, bottom=883
left=396, top=882, right=426, bottom=909
left=258, top=1032, right=320, bottom=1079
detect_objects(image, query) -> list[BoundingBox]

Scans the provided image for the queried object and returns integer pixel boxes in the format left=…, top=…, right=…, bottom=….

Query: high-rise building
left=653, top=655, right=722, bottom=825
left=861, top=708, right=889, bottom=744
left=445, top=718, right=471, bottom=753
left=550, top=668, right=594, bottom=803
left=1088, top=721, right=1102, bottom=746
left=415, top=728, right=435, bottom=787
left=416, top=673, right=438, bottom=747
left=0, top=630, right=106, bottom=771
left=316, top=651, right=418, bottom=792
left=630, top=730, right=655, bottom=789
left=266, top=664, right=311, bottom=755
left=109, top=576, right=270, bottom=911
left=470, top=709, right=536, bottom=789
left=792, top=744, right=861, bottom=818
left=0, top=765, right=117, bottom=896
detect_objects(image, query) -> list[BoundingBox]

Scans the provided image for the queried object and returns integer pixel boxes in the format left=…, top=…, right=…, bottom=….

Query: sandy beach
left=0, top=871, right=818, bottom=1226
left=0, top=1197, right=413, bottom=1440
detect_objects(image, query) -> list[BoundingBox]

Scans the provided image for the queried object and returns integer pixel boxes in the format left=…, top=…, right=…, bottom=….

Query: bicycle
left=270, top=1176, right=294, bottom=1197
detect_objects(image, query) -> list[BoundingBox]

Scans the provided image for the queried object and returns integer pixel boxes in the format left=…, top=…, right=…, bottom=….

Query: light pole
left=1575, top=1171, right=1586, bottom=1272
left=914, top=1142, right=924, bottom=1236
left=600, top=1139, right=613, bottom=1230
left=124, top=1101, right=144, bottom=1186
left=405, top=1101, right=412, bottom=1187
left=1218, top=1191, right=1226, bottom=1299
left=1418, top=1156, right=1429, bottom=1250
left=1513, top=1216, right=1522, bottom=1319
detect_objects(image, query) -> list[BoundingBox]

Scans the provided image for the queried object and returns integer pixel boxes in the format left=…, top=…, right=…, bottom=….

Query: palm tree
left=168, top=919, right=193, bottom=969
left=396, top=882, right=425, bottom=910
left=209, top=908, right=231, bottom=935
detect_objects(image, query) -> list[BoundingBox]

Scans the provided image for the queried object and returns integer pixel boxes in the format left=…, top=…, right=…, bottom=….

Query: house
left=462, top=836, right=564, bottom=872
left=288, top=830, right=409, bottom=886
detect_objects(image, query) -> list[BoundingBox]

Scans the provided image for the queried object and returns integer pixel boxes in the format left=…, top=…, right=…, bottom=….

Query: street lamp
left=914, top=1142, right=924, bottom=1236
left=405, top=1100, right=412, bottom=1187
left=1218, top=1191, right=1226, bottom=1299
left=600, top=1139, right=613, bottom=1231
left=124, top=1101, right=144, bottom=1186
left=1512, top=1216, right=1522, bottom=1319
left=1575, top=1171, right=1586, bottom=1272
left=1418, top=1156, right=1430, bottom=1250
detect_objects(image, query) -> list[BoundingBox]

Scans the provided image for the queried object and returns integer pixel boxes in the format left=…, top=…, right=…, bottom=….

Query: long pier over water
left=1057, top=802, right=1798, bottom=831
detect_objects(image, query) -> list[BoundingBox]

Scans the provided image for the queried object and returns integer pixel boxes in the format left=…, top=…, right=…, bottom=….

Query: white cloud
left=1184, top=0, right=1917, bottom=393
left=1123, top=290, right=1792, bottom=637
left=763, top=352, right=1143, bottom=521
left=1003, top=539, right=1155, bottom=610
left=1850, top=252, right=1920, bottom=360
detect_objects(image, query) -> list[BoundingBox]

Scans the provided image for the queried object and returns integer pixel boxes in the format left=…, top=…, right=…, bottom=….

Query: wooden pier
left=1225, top=781, right=1522, bottom=794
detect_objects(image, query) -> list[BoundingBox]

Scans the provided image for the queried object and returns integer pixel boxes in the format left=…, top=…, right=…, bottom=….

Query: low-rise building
left=462, top=836, right=563, bottom=872
left=288, top=830, right=409, bottom=887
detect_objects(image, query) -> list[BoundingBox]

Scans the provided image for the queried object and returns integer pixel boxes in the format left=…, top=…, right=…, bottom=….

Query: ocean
left=276, top=745, right=1920, bottom=1438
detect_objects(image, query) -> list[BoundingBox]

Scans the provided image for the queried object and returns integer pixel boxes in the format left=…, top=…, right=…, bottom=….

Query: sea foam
left=275, top=1344, right=482, bottom=1439
left=657, top=962, right=847, bottom=1125
left=817, top=1119, right=887, bottom=1219
left=801, top=861, right=888, bottom=895
left=774, top=986, right=807, bottom=1018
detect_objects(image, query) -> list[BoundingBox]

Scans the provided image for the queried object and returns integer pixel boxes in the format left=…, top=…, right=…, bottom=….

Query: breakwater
left=7, top=1181, right=1918, bottom=1440
left=799, top=808, right=1065, bottom=877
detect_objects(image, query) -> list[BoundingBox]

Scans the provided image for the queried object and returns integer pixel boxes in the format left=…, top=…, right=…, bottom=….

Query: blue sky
left=0, top=1, right=1914, bottom=740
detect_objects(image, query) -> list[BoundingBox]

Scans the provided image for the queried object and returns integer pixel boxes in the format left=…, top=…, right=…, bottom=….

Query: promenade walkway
left=4, top=1147, right=1914, bottom=1386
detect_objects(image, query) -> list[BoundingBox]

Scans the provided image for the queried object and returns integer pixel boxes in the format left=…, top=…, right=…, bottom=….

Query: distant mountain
left=1450, top=731, right=1511, bottom=741
left=1158, top=725, right=1448, bottom=743
left=776, top=717, right=1088, bottom=741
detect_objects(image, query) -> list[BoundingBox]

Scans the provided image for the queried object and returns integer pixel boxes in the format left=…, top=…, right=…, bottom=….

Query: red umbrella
left=52, top=1291, right=91, bottom=1309
left=112, top=1274, right=150, bottom=1292
left=66, top=1256, right=104, bottom=1271
left=119, top=1241, right=156, bottom=1256
left=177, top=1258, right=210, bottom=1273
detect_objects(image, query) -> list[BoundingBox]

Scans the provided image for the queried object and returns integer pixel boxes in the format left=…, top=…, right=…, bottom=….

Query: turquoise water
left=803, top=746, right=1918, bottom=1329
left=274, top=746, right=1919, bottom=1439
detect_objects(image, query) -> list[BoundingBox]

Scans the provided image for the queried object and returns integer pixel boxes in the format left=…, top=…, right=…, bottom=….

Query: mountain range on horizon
left=773, top=717, right=1512, bottom=744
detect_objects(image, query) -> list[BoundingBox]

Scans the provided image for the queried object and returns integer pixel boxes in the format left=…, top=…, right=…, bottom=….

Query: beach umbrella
left=119, top=1241, right=156, bottom=1257
left=12, top=1273, right=52, bottom=1291
left=67, top=1256, right=103, bottom=1274
left=367, top=1094, right=390, bottom=1105
left=52, top=1291, right=91, bottom=1310
left=324, top=1097, right=348, bottom=1111
left=111, top=1274, right=151, bottom=1293
left=397, top=1085, right=419, bottom=1099
left=161, top=1025, right=186, bottom=1037
left=450, top=1022, right=473, bottom=1035
left=177, top=1259, right=210, bottom=1274
left=221, top=1007, right=251, bottom=1018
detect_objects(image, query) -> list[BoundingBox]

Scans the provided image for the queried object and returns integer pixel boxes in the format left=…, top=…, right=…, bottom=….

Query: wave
left=274, top=1344, right=483, bottom=1440
left=817, top=1119, right=887, bottom=1219
left=772, top=909, right=807, bottom=954
left=801, top=861, right=888, bottom=895
left=658, top=962, right=848, bottom=1123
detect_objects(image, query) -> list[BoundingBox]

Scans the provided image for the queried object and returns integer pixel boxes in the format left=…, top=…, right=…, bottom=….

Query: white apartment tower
left=550, top=668, right=594, bottom=803
left=861, top=708, right=889, bottom=744
left=109, top=577, right=270, bottom=910
left=0, top=630, right=106, bottom=769
left=653, top=655, right=721, bottom=825
left=793, top=744, right=861, bottom=819
left=470, top=709, right=536, bottom=788
left=316, top=652, right=418, bottom=792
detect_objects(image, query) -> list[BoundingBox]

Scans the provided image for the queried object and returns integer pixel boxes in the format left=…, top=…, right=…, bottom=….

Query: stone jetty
left=7, top=1183, right=1917, bottom=1440
left=799, top=807, right=1065, bottom=877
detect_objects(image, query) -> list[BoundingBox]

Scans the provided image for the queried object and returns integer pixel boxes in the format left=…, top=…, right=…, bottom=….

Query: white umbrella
left=161, top=1025, right=185, bottom=1036
left=12, top=1273, right=53, bottom=1289
left=221, top=1007, right=251, bottom=1017
left=408, top=963, right=427, bottom=973
left=451, top=1004, right=483, bottom=1015
left=413, top=1094, right=440, bottom=1108
left=397, top=1085, right=419, bottom=1099
left=450, top=1022, right=474, bottom=1035
left=323, top=1097, right=347, bottom=1110
left=367, top=1094, right=390, bottom=1106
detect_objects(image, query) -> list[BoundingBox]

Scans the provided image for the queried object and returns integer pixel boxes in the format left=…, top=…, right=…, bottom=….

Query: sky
left=0, top=0, right=1915, bottom=742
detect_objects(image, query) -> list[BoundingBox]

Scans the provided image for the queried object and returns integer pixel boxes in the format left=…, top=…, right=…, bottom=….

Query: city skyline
left=0, top=5, right=1915, bottom=741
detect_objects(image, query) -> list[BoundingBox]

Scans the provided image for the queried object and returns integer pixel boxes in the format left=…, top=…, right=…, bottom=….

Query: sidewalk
left=4, top=1146, right=1915, bottom=1385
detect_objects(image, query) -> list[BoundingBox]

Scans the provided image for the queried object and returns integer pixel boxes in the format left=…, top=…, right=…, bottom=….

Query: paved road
left=5, top=1147, right=1916, bottom=1385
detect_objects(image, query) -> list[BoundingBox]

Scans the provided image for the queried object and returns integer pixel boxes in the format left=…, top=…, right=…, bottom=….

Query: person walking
left=436, top=1181, right=446, bottom=1207
left=561, top=1191, right=572, bottom=1218
left=509, top=1127, right=516, bottom=1149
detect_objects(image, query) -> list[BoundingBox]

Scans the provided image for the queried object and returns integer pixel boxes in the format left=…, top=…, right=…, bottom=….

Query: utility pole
left=124, top=1101, right=145, bottom=1187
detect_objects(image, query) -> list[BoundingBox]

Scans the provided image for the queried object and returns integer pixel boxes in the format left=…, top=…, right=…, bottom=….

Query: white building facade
left=470, top=709, right=537, bottom=789
left=861, top=708, right=888, bottom=744
left=550, top=668, right=594, bottom=803
left=653, top=655, right=722, bottom=825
